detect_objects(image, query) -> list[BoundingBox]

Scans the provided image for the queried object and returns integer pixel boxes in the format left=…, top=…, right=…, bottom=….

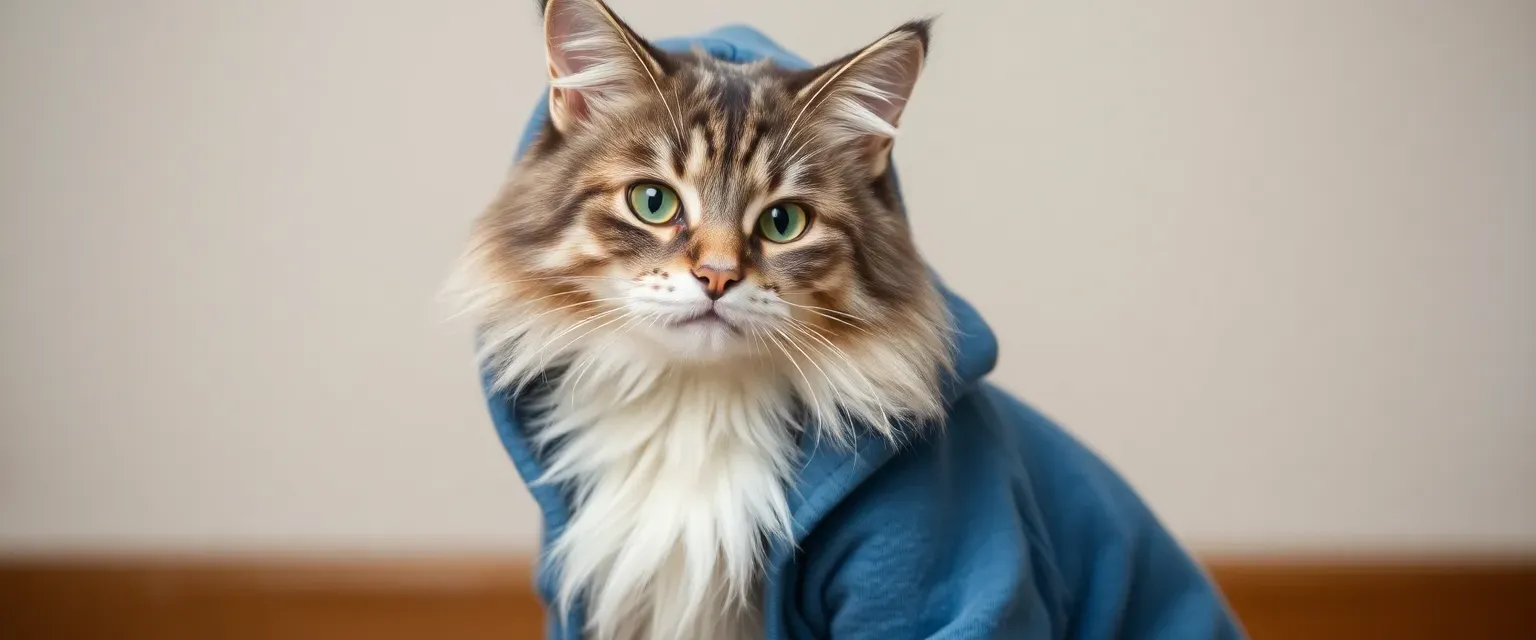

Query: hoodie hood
left=480, top=23, right=999, bottom=634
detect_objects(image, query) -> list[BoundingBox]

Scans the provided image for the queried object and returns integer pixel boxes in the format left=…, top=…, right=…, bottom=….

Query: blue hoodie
left=480, top=25, right=1246, bottom=640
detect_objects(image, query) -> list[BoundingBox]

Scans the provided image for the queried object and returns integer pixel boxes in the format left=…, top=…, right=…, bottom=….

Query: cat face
left=462, top=0, right=951, bottom=432
left=491, top=52, right=922, bottom=359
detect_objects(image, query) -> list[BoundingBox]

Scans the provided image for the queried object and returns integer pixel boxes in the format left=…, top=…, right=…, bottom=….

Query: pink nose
left=691, top=264, right=740, bottom=299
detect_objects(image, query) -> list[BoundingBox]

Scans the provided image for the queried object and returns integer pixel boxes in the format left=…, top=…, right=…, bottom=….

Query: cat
left=455, top=1, right=949, bottom=637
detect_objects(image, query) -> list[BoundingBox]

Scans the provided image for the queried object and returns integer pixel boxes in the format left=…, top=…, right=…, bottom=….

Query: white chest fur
left=534, top=358, right=799, bottom=640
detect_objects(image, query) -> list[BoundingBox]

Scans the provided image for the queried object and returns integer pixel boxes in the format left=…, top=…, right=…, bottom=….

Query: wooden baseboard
left=1, top=555, right=1532, bottom=639
left=0, top=556, right=544, bottom=640
left=1207, top=557, right=1536, bottom=639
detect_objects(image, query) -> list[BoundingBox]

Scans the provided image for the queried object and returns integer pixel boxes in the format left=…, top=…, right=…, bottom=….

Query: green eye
left=757, top=202, right=810, bottom=243
left=627, top=182, right=681, bottom=224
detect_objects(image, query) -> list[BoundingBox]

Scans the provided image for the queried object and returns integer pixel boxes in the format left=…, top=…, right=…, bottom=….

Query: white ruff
left=452, top=283, right=948, bottom=638
left=532, top=342, right=796, bottom=640
left=454, top=251, right=950, bottom=639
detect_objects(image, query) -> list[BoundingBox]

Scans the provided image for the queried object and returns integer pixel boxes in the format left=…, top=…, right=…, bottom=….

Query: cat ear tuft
left=795, top=19, right=933, bottom=175
left=542, top=0, right=669, bottom=132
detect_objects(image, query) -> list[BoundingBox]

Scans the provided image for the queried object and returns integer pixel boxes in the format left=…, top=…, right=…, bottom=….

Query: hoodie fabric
left=481, top=25, right=1246, bottom=640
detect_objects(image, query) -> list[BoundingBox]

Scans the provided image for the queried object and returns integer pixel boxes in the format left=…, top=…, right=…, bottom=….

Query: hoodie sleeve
left=979, top=385, right=1247, bottom=640
left=789, top=385, right=1246, bottom=639
left=1065, top=521, right=1247, bottom=640
left=788, top=391, right=1065, bottom=639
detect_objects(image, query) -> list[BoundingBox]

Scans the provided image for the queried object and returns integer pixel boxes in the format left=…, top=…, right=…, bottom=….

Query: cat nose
left=691, top=264, right=740, bottom=299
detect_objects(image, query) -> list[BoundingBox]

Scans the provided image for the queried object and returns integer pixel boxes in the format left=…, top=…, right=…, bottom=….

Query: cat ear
left=794, top=20, right=931, bottom=176
left=541, top=0, right=670, bottom=132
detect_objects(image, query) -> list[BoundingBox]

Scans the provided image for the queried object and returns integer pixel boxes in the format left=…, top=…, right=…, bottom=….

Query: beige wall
left=2, top=0, right=1532, bottom=555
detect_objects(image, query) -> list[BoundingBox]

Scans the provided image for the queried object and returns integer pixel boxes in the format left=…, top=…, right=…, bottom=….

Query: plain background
left=2, top=0, right=1532, bottom=556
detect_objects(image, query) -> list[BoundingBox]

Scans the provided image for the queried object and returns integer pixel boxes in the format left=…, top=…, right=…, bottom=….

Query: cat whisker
left=774, top=302, right=873, bottom=335
left=776, top=326, right=872, bottom=443
left=532, top=306, right=630, bottom=370
left=785, top=321, right=857, bottom=382
left=508, top=288, right=589, bottom=309
left=761, top=328, right=827, bottom=434
left=557, top=306, right=635, bottom=352
left=521, top=296, right=628, bottom=325
left=766, top=296, right=873, bottom=325
left=773, top=327, right=844, bottom=413
left=540, top=308, right=640, bottom=376
left=747, top=325, right=774, bottom=366
left=771, top=300, right=874, bottom=324
left=488, top=274, right=627, bottom=287
left=782, top=129, right=829, bottom=168
left=791, top=317, right=838, bottom=340
left=746, top=323, right=770, bottom=368
left=777, top=53, right=856, bottom=156
left=786, top=319, right=892, bottom=430
left=566, top=310, right=653, bottom=403
left=452, top=277, right=618, bottom=309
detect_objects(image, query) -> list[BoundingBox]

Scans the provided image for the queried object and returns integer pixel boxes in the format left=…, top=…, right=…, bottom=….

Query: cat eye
left=627, top=182, right=682, bottom=225
left=757, top=202, right=810, bottom=243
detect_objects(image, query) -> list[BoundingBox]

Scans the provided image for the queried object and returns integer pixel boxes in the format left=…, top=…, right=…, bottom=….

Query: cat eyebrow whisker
left=554, top=12, right=682, bottom=143
left=585, top=7, right=682, bottom=143
left=789, top=141, right=833, bottom=169
left=781, top=129, right=826, bottom=169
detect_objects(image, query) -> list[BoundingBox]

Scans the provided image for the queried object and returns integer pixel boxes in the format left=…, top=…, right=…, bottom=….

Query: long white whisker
left=523, top=296, right=628, bottom=324
left=762, top=328, right=825, bottom=433
left=519, top=288, right=587, bottom=305
left=477, top=275, right=625, bottom=288
left=786, top=321, right=861, bottom=387
left=566, top=311, right=652, bottom=403
left=774, top=327, right=844, bottom=419
left=531, top=306, right=629, bottom=369
left=541, top=308, right=637, bottom=374
left=747, top=325, right=774, bottom=366
left=774, top=327, right=834, bottom=391
left=769, top=297, right=874, bottom=324
left=787, top=319, right=892, bottom=430
left=779, top=304, right=872, bottom=335
left=554, top=306, right=632, bottom=351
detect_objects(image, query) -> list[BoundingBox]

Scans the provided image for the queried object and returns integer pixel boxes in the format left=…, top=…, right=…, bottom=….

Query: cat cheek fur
left=454, top=2, right=949, bottom=638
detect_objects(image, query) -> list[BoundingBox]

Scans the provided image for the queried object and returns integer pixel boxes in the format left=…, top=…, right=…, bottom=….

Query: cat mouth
left=671, top=309, right=740, bottom=332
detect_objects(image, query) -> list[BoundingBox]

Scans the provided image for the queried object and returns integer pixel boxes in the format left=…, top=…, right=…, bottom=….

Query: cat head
left=460, top=0, right=952, bottom=437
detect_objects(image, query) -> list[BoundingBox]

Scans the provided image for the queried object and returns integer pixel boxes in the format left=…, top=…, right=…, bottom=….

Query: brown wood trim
left=1208, top=557, right=1536, bottom=639
left=1, top=555, right=1532, bottom=639
left=0, top=556, right=545, bottom=640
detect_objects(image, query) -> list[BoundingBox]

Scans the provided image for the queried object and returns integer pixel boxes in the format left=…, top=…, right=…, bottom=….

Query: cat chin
left=631, top=319, right=759, bottom=364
